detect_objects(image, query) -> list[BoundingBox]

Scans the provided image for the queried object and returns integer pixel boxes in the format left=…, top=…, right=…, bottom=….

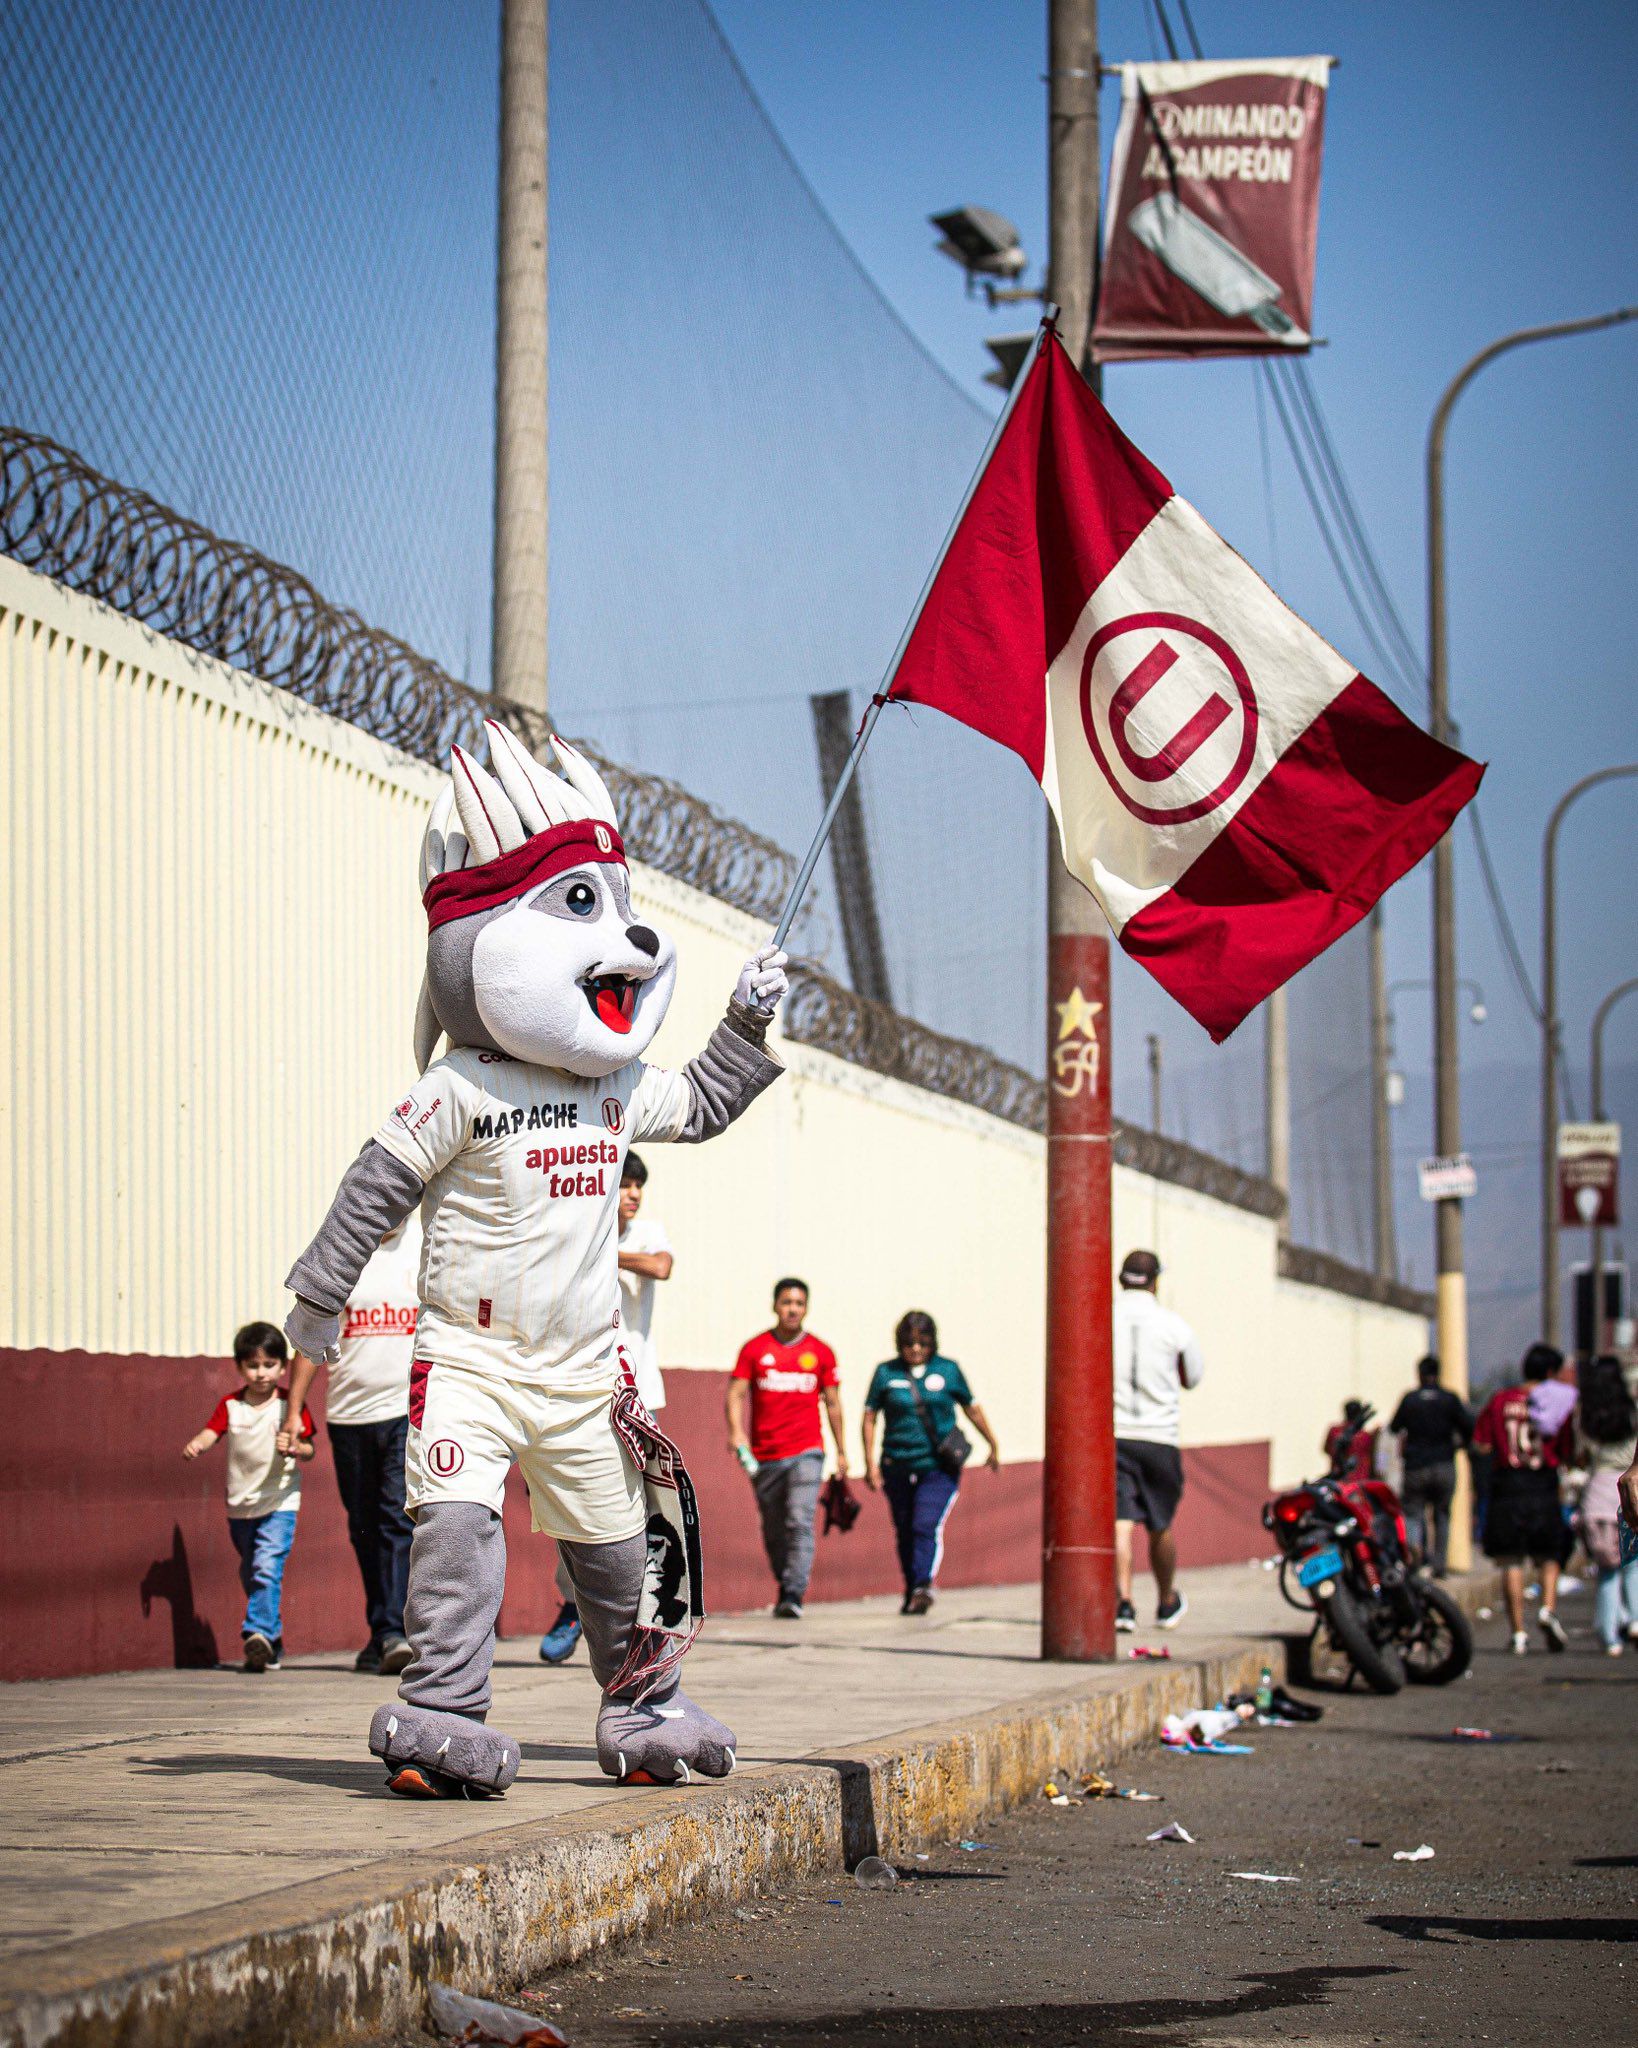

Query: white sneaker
left=1605, top=1641, right=1624, bottom=1658
left=1510, top=1631, right=1529, bottom=1656
left=1539, top=1609, right=1568, bottom=1654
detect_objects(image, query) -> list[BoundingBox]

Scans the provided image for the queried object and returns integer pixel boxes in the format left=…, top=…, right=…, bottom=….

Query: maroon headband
left=423, top=818, right=627, bottom=930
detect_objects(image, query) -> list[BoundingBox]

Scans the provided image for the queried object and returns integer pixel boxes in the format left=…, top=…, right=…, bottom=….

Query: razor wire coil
left=0, top=423, right=796, bottom=925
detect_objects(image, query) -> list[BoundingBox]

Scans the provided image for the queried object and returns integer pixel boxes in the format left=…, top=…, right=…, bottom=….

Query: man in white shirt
left=540, top=1153, right=673, bottom=1664
left=284, top=1217, right=421, bottom=1674
left=1111, top=1249, right=1205, bottom=1632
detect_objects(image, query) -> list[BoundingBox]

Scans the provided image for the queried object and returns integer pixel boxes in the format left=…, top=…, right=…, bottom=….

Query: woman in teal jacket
left=862, top=1310, right=1001, bottom=1614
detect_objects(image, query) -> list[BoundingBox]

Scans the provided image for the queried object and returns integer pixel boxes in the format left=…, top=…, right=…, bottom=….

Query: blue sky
left=712, top=0, right=1638, bottom=1093
left=1, top=0, right=1632, bottom=1332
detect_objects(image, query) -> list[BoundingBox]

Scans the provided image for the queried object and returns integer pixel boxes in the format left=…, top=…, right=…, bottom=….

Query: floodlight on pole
left=929, top=206, right=1030, bottom=289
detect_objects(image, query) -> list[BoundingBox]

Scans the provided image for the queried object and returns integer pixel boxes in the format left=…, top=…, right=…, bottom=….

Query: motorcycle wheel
left=1399, top=1577, right=1474, bottom=1685
left=1323, top=1585, right=1406, bottom=1694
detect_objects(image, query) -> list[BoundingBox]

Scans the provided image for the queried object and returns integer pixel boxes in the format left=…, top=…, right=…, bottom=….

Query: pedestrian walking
left=862, top=1310, right=1001, bottom=1616
left=727, top=1279, right=848, bottom=1618
left=282, top=1219, right=420, bottom=1674
left=1389, top=1355, right=1473, bottom=1577
left=1112, top=1250, right=1204, bottom=1632
left=183, top=1322, right=315, bottom=1671
left=1572, top=1354, right=1638, bottom=1654
left=540, top=1154, right=673, bottom=1664
left=1472, top=1343, right=1575, bottom=1654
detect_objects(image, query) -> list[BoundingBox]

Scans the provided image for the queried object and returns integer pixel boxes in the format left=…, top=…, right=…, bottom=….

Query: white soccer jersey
left=371, top=1048, right=692, bottom=1388
left=329, top=1220, right=422, bottom=1425
left=618, top=1214, right=673, bottom=1411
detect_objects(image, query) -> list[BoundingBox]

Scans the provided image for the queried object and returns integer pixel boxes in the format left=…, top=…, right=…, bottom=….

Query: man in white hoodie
left=1112, top=1249, right=1204, bottom=1632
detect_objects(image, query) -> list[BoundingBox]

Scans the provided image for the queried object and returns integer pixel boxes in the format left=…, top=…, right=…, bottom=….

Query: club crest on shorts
left=426, top=1438, right=465, bottom=1478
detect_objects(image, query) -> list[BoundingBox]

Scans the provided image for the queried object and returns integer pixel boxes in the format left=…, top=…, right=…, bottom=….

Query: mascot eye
left=566, top=882, right=598, bottom=916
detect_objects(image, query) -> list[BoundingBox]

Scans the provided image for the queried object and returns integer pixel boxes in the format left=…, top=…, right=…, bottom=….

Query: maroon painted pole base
left=1042, top=926, right=1116, bottom=1660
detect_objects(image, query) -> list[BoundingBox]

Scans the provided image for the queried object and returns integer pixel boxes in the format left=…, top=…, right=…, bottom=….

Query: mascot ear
left=546, top=734, right=620, bottom=828
left=413, top=971, right=442, bottom=1072
left=452, top=744, right=527, bottom=863
left=420, top=784, right=461, bottom=891
left=485, top=718, right=581, bottom=831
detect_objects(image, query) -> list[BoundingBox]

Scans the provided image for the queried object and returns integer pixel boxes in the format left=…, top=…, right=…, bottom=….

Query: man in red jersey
left=727, top=1279, right=848, bottom=1618
left=1472, top=1343, right=1573, bottom=1655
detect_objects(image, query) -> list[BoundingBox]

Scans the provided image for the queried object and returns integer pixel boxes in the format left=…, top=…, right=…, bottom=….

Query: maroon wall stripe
left=0, top=1350, right=1271, bottom=1681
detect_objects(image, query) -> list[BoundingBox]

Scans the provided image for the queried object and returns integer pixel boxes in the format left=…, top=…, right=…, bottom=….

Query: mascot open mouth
left=584, top=971, right=640, bottom=1034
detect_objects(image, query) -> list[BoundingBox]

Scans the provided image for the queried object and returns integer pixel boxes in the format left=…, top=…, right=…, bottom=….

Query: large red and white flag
left=888, top=330, right=1482, bottom=1042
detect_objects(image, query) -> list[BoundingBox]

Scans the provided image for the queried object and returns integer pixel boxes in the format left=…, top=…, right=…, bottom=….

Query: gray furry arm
left=674, top=1010, right=784, bottom=1144
left=284, top=1139, right=425, bottom=1312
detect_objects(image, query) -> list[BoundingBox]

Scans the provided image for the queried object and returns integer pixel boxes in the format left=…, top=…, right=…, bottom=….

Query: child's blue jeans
left=229, top=1510, right=298, bottom=1645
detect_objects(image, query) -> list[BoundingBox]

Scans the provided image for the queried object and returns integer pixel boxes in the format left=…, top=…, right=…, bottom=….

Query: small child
left=183, top=1321, right=316, bottom=1671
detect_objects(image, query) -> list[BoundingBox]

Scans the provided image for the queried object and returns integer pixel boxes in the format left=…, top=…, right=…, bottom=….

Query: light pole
left=1587, top=976, right=1638, bottom=1350
left=1426, top=306, right=1636, bottom=1401
left=1041, top=0, right=1114, bottom=1663
left=1376, top=977, right=1488, bottom=1289
left=1540, top=764, right=1638, bottom=1344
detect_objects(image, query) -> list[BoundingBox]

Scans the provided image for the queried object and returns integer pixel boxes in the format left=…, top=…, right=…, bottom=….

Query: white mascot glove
left=734, top=943, right=789, bottom=1019
left=285, top=1298, right=341, bottom=1366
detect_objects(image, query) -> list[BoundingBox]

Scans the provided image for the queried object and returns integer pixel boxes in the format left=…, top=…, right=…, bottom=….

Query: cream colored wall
left=2, top=555, right=1427, bottom=1479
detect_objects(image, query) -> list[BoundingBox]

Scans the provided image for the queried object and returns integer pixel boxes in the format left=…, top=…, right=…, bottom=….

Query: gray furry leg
left=399, top=1501, right=505, bottom=1715
left=559, top=1535, right=737, bottom=1784
left=367, top=1502, right=518, bottom=1795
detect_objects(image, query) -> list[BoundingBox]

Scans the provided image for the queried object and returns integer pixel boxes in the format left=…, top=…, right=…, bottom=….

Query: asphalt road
left=506, top=1591, right=1635, bottom=2048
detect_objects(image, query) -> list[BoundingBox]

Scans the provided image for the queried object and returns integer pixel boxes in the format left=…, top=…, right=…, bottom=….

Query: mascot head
left=415, top=721, right=678, bottom=1078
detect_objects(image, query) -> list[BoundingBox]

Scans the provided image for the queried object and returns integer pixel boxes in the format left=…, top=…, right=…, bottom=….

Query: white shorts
left=406, top=1359, right=645, bottom=1546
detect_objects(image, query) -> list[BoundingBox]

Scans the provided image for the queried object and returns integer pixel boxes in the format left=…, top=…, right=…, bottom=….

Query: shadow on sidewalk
left=139, top=1527, right=220, bottom=1670
left=1370, top=1914, right=1638, bottom=1945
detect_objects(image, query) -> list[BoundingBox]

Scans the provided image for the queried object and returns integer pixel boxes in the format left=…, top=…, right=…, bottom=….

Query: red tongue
left=595, top=983, right=633, bottom=1034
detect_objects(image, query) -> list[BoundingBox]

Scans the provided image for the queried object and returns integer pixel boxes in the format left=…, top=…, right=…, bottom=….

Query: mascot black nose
left=625, top=923, right=661, bottom=958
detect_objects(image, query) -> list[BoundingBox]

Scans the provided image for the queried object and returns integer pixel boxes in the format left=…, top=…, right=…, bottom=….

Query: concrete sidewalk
left=0, top=1566, right=1479, bottom=2047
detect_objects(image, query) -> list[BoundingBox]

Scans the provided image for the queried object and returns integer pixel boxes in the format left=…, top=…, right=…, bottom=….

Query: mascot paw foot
left=597, top=1688, right=737, bottom=1785
left=369, top=1702, right=520, bottom=1798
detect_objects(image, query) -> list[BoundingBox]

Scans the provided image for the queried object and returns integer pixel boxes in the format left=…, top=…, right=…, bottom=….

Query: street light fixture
left=929, top=206, right=1030, bottom=292
left=1425, top=304, right=1637, bottom=1414
left=1539, top=762, right=1638, bottom=1343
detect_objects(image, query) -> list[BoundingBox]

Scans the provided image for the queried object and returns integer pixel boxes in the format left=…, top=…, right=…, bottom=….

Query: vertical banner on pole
left=1043, top=928, right=1115, bottom=1659
left=1094, top=57, right=1333, bottom=362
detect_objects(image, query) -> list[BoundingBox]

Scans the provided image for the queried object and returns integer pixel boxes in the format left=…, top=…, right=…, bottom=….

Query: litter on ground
left=1129, top=1645, right=1171, bottom=1659
left=1229, top=1871, right=1298, bottom=1883
left=427, top=1982, right=569, bottom=2046
left=958, top=1840, right=992, bottom=1852
left=1393, top=1844, right=1436, bottom=1862
left=1147, top=1821, right=1195, bottom=1843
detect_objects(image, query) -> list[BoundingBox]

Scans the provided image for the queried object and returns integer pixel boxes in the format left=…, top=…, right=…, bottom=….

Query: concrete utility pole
left=810, top=688, right=894, bottom=1007
left=1368, top=908, right=1397, bottom=1283
left=1540, top=762, right=1638, bottom=1342
left=1146, top=1033, right=1162, bottom=1134
left=1264, top=986, right=1290, bottom=1238
left=1428, top=308, right=1635, bottom=1372
left=492, top=0, right=549, bottom=713
left=1041, top=0, right=1115, bottom=1664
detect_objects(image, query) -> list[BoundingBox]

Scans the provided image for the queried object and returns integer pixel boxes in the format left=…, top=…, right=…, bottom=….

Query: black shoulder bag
left=907, top=1370, right=972, bottom=1480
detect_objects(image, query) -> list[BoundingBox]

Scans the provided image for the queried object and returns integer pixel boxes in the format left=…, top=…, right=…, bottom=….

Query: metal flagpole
left=770, top=315, right=1055, bottom=952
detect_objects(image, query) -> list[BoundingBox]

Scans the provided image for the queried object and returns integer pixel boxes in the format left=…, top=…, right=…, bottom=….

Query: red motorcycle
left=1262, top=1408, right=1473, bottom=1694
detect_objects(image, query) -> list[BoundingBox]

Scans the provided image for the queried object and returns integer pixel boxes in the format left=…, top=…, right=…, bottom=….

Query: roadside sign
left=1418, top=1153, right=1477, bottom=1203
left=1558, top=1121, right=1620, bottom=1228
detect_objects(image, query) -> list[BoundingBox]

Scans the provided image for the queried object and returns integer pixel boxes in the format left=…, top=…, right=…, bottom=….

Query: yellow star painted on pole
left=1054, top=987, right=1104, bottom=1041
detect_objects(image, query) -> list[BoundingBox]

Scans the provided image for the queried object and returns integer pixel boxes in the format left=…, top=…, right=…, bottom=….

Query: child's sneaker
left=1510, top=1630, right=1529, bottom=1655
left=242, top=1632, right=276, bottom=1673
left=1539, top=1608, right=1568, bottom=1653
left=538, top=1604, right=583, bottom=1665
left=1156, top=1592, right=1188, bottom=1629
left=1116, top=1600, right=1137, bottom=1632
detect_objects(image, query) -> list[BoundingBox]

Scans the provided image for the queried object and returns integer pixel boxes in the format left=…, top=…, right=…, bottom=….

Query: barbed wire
left=784, top=962, right=1288, bottom=1221
left=0, top=423, right=796, bottom=925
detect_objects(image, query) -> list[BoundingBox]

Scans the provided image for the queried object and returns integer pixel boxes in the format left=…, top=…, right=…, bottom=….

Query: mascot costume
left=284, top=720, right=786, bottom=1797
